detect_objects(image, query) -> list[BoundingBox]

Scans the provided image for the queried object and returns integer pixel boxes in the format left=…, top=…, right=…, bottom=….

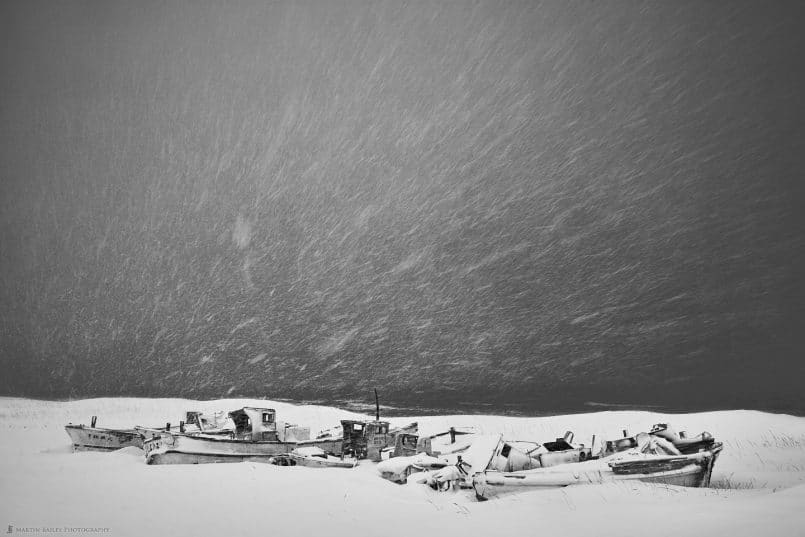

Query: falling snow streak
left=0, top=1, right=803, bottom=413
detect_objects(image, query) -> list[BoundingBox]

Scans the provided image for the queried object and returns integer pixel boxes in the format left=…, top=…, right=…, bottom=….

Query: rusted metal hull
left=65, top=425, right=144, bottom=452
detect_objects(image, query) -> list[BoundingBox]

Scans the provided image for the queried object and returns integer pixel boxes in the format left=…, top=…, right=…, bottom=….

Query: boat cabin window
left=262, top=412, right=274, bottom=424
left=500, top=444, right=512, bottom=458
left=377, top=426, right=387, bottom=434
left=352, top=424, right=363, bottom=432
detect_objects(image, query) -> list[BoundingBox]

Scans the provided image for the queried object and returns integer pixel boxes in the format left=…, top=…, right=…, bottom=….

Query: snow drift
left=1, top=397, right=804, bottom=536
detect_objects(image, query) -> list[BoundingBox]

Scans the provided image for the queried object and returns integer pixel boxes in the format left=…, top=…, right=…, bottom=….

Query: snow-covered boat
left=341, top=419, right=418, bottom=461
left=135, top=410, right=235, bottom=441
left=144, top=432, right=296, bottom=464
left=649, top=423, right=717, bottom=454
left=66, top=409, right=237, bottom=452
left=471, top=433, right=723, bottom=500
left=143, top=407, right=336, bottom=464
left=336, top=390, right=419, bottom=461
left=373, top=427, right=474, bottom=483
left=377, top=453, right=449, bottom=483
left=65, top=417, right=143, bottom=451
left=289, top=446, right=358, bottom=468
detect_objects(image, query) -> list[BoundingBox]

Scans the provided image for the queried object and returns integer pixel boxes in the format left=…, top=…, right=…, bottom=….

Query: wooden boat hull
left=474, top=464, right=708, bottom=499
left=65, top=425, right=144, bottom=452
left=609, top=443, right=722, bottom=488
left=144, top=433, right=296, bottom=464
left=289, top=453, right=358, bottom=468
left=473, top=444, right=722, bottom=500
left=144, top=433, right=342, bottom=465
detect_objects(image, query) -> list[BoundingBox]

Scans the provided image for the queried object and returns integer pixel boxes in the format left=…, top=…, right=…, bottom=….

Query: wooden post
left=374, top=389, right=380, bottom=422
left=622, top=429, right=628, bottom=437
left=91, top=416, right=97, bottom=428
left=450, top=427, right=456, bottom=444
left=179, top=421, right=185, bottom=433
left=166, top=422, right=171, bottom=432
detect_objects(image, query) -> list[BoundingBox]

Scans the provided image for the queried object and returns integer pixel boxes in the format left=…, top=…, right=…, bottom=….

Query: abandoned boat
left=377, top=453, right=449, bottom=483
left=135, top=410, right=235, bottom=440
left=471, top=432, right=723, bottom=500
left=65, top=416, right=144, bottom=451
left=143, top=407, right=335, bottom=464
left=335, top=389, right=419, bottom=461
left=341, top=419, right=418, bottom=461
left=289, top=446, right=358, bottom=468
left=415, top=432, right=593, bottom=490
left=376, top=427, right=476, bottom=483
left=649, top=423, right=717, bottom=454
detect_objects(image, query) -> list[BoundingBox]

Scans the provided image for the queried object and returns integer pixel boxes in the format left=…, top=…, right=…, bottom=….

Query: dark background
left=1, top=1, right=803, bottom=414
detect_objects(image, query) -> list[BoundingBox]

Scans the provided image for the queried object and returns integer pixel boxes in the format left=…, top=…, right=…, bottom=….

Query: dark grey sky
left=1, top=1, right=804, bottom=412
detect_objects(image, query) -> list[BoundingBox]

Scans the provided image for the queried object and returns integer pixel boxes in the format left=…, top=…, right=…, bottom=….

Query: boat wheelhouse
left=340, top=419, right=418, bottom=461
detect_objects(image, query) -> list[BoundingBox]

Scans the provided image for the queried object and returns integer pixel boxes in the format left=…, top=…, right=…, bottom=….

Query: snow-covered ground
left=1, top=397, right=804, bottom=536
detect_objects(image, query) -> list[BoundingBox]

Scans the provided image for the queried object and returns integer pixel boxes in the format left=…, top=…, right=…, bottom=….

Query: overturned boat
left=65, top=416, right=143, bottom=452
left=472, top=432, right=723, bottom=500
left=143, top=407, right=337, bottom=464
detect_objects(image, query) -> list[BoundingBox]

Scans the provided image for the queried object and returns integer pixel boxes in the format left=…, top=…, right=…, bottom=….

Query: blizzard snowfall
left=1, top=397, right=804, bottom=536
